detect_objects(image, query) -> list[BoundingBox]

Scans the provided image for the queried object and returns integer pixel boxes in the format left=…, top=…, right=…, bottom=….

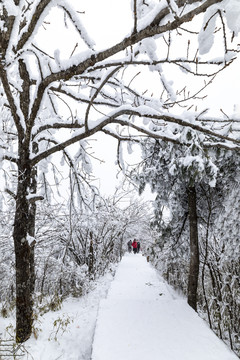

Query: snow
left=137, top=1, right=169, bottom=32
left=224, top=0, right=240, bottom=35
left=59, top=0, right=95, bottom=50
left=198, top=0, right=240, bottom=55
left=198, top=10, right=217, bottom=56
left=0, top=272, right=115, bottom=360
left=0, top=253, right=238, bottom=360
left=2, top=0, right=18, bottom=16
left=92, top=254, right=238, bottom=360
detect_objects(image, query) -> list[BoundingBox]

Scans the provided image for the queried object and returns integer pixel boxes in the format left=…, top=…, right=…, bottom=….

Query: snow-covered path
left=91, top=254, right=238, bottom=360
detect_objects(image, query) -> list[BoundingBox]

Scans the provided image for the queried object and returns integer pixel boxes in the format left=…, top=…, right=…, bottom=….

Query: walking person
left=132, top=239, right=138, bottom=254
left=127, top=240, right=132, bottom=253
left=137, top=241, right=141, bottom=253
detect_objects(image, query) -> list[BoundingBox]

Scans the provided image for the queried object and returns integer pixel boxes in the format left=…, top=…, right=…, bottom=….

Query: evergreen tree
left=133, top=138, right=240, bottom=353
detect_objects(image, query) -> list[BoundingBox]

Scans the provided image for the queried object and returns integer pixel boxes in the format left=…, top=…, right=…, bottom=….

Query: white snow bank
left=0, top=271, right=115, bottom=360
left=92, top=254, right=238, bottom=360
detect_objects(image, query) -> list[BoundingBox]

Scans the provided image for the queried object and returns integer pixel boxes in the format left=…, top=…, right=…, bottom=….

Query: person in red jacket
left=132, top=239, right=138, bottom=254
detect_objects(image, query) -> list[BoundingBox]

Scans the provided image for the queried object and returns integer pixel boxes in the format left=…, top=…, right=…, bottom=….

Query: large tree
left=133, top=135, right=218, bottom=310
left=0, top=0, right=240, bottom=342
left=134, top=139, right=240, bottom=352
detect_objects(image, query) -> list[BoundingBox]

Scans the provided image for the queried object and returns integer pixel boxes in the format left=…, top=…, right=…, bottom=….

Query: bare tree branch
left=28, top=0, right=224, bottom=133
left=85, top=66, right=122, bottom=131
left=16, top=0, right=53, bottom=52
left=30, top=107, right=240, bottom=167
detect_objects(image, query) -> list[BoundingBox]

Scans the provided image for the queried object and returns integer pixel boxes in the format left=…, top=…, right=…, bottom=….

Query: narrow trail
left=91, top=254, right=238, bottom=360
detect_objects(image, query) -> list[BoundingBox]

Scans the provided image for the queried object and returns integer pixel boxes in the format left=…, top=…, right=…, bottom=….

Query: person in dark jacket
left=132, top=239, right=138, bottom=254
left=137, top=241, right=141, bottom=253
left=127, top=240, right=132, bottom=253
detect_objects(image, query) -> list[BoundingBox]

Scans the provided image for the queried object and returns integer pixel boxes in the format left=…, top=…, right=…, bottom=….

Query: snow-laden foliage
left=0, top=205, right=15, bottom=317
left=198, top=185, right=240, bottom=356
left=133, top=138, right=240, bottom=355
left=0, top=194, right=152, bottom=315
left=199, top=0, right=240, bottom=55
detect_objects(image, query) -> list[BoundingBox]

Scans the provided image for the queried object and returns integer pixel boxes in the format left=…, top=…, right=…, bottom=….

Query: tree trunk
left=28, top=166, right=38, bottom=297
left=13, top=156, right=33, bottom=343
left=201, top=203, right=212, bottom=328
left=187, top=185, right=199, bottom=311
left=88, top=232, right=94, bottom=277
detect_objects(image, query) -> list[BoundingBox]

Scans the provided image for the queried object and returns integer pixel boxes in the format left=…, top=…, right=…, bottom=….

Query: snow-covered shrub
left=148, top=183, right=240, bottom=356
left=198, top=185, right=240, bottom=357
left=0, top=189, right=153, bottom=320
left=0, top=204, right=15, bottom=316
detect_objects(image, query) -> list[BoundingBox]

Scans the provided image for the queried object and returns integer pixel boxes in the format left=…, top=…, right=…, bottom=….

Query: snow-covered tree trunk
left=28, top=166, right=38, bottom=313
left=13, top=149, right=33, bottom=342
left=187, top=185, right=199, bottom=311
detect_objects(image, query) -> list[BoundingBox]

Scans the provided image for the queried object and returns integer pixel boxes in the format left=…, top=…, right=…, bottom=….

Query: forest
left=0, top=0, right=239, bottom=357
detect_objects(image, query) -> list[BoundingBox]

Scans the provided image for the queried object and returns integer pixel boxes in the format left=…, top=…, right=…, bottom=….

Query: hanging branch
left=218, top=10, right=228, bottom=56
left=84, top=66, right=122, bottom=131
left=133, top=0, right=138, bottom=34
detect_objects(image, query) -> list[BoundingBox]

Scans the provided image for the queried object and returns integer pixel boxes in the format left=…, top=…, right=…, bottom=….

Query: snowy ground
left=92, top=254, right=239, bottom=360
left=0, top=254, right=238, bottom=360
left=0, top=271, right=115, bottom=360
